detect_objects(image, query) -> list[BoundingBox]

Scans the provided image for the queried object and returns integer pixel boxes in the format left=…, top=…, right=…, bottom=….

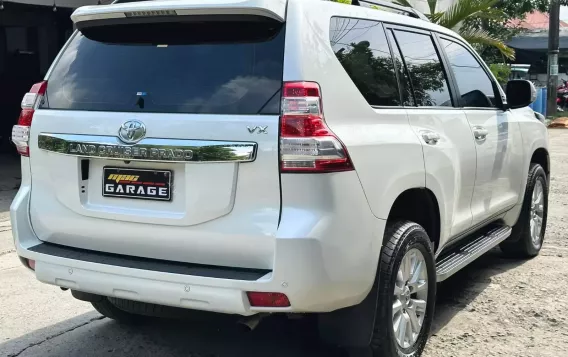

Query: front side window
left=393, top=30, right=452, bottom=107
left=329, top=17, right=401, bottom=107
left=441, top=39, right=498, bottom=108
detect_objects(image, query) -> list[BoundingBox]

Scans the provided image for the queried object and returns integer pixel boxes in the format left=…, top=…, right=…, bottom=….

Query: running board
left=436, top=225, right=512, bottom=282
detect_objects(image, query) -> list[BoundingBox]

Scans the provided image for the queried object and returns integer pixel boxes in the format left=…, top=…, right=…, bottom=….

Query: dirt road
left=425, top=130, right=568, bottom=357
left=1, top=131, right=567, bottom=357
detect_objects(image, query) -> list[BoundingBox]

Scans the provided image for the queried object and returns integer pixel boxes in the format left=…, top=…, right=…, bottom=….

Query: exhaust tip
left=237, top=313, right=268, bottom=331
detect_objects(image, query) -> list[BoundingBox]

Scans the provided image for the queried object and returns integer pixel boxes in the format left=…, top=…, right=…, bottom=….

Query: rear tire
left=322, top=221, right=436, bottom=357
left=368, top=221, right=436, bottom=357
left=500, top=163, right=548, bottom=258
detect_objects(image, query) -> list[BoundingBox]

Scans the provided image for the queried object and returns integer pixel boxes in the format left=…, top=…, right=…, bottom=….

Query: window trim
left=385, top=28, right=418, bottom=107
left=385, top=24, right=457, bottom=109
left=432, top=33, right=461, bottom=109
left=436, top=34, right=507, bottom=110
left=382, top=25, right=405, bottom=106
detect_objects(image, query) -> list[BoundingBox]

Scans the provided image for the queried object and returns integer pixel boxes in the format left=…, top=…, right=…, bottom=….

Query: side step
left=436, top=225, right=512, bottom=282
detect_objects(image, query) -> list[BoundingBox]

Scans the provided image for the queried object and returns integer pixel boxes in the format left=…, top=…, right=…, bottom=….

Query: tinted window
left=394, top=31, right=452, bottom=107
left=386, top=30, right=414, bottom=106
left=441, top=39, right=497, bottom=108
left=42, top=20, right=285, bottom=114
left=329, top=17, right=400, bottom=106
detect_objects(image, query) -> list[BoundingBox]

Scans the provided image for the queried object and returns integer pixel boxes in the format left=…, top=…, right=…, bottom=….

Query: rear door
left=439, top=37, right=524, bottom=225
left=387, top=27, right=477, bottom=241
left=28, top=9, right=286, bottom=270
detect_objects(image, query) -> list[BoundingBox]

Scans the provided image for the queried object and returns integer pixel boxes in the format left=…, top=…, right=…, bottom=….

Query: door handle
left=473, top=127, right=488, bottom=140
left=420, top=131, right=440, bottom=145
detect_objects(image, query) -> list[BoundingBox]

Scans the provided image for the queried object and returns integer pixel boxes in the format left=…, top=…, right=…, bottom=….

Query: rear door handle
left=420, top=131, right=440, bottom=145
left=473, top=127, right=488, bottom=140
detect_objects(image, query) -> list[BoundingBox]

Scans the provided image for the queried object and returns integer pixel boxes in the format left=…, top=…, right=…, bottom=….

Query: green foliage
left=436, top=0, right=498, bottom=30
left=489, top=63, right=512, bottom=85
left=460, top=28, right=515, bottom=60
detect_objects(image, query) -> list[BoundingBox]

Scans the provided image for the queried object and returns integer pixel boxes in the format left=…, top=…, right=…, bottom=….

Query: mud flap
left=317, top=277, right=379, bottom=348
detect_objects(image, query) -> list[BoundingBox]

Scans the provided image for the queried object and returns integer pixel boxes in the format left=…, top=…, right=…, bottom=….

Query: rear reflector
left=12, top=81, right=48, bottom=157
left=279, top=82, right=353, bottom=173
left=247, top=292, right=290, bottom=307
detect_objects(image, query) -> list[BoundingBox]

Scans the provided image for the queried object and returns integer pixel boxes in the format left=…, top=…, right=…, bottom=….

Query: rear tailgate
left=28, top=3, right=286, bottom=270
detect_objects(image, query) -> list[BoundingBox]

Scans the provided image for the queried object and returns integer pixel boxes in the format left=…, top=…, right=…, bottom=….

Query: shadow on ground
left=1, top=311, right=344, bottom=357
left=1, top=247, right=532, bottom=357
left=432, top=248, right=528, bottom=335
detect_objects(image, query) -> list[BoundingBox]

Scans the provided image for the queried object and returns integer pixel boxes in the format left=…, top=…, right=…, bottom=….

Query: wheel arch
left=386, top=188, right=441, bottom=251
left=531, top=147, right=550, bottom=177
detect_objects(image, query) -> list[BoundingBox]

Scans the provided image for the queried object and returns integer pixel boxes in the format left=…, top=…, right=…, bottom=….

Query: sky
left=562, top=7, right=568, bottom=21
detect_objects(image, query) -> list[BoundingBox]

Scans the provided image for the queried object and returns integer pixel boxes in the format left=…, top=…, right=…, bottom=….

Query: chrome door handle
left=421, top=131, right=440, bottom=145
left=473, top=127, right=488, bottom=140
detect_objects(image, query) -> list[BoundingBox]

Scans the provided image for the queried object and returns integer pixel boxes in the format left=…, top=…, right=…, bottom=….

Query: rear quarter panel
left=284, top=0, right=426, bottom=221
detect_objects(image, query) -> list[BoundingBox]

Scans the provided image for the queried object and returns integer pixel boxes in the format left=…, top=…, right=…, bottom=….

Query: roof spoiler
left=71, top=0, right=287, bottom=27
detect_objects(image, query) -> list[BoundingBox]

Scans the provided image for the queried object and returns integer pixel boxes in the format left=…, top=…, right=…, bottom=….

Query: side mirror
left=505, top=80, right=536, bottom=110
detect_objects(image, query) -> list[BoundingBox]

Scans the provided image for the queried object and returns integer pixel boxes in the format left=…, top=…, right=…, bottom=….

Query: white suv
left=10, top=0, right=549, bottom=356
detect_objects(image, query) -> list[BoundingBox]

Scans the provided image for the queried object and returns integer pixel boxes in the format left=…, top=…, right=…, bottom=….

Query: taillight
left=280, top=81, right=353, bottom=173
left=11, top=81, right=48, bottom=157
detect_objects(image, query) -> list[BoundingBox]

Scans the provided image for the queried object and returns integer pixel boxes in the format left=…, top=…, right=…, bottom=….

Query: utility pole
left=547, top=0, right=561, bottom=116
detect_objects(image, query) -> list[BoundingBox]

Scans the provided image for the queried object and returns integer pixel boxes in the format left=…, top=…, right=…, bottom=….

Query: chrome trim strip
left=37, top=133, right=257, bottom=163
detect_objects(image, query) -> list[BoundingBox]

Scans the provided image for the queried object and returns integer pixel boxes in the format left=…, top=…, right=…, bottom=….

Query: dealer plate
left=103, top=167, right=172, bottom=201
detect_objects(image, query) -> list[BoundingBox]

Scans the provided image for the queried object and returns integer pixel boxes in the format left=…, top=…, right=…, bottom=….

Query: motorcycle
left=557, top=80, right=568, bottom=111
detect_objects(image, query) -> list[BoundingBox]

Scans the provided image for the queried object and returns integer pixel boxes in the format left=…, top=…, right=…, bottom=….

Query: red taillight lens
left=280, top=81, right=353, bottom=173
left=12, top=81, right=48, bottom=157
left=246, top=292, right=290, bottom=307
left=28, top=259, right=36, bottom=270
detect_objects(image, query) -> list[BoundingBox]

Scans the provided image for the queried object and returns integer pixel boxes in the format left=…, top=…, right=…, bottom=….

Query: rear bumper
left=12, top=168, right=385, bottom=315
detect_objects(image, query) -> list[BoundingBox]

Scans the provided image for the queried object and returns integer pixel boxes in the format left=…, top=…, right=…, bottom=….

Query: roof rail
left=350, top=0, right=430, bottom=22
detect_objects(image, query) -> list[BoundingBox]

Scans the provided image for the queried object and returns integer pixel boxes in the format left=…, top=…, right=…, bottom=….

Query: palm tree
left=393, top=0, right=514, bottom=59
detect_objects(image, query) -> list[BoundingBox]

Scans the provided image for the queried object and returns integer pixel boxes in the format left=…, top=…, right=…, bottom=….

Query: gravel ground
left=425, top=129, right=568, bottom=357
left=0, top=130, right=567, bottom=357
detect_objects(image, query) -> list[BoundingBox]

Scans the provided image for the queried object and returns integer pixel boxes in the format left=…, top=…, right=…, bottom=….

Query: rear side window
left=329, top=17, right=401, bottom=107
left=440, top=39, right=498, bottom=108
left=42, top=20, right=285, bottom=115
left=393, top=30, right=452, bottom=107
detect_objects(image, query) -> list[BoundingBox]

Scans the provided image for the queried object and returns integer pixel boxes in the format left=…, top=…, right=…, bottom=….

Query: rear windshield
left=42, top=19, right=285, bottom=115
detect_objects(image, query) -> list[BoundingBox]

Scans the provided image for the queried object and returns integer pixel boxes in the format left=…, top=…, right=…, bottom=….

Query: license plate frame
left=102, top=167, right=172, bottom=201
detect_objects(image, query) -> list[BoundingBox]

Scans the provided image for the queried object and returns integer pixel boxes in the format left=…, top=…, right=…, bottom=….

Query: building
left=0, top=0, right=106, bottom=151
left=508, top=11, right=568, bottom=30
left=507, top=13, right=568, bottom=87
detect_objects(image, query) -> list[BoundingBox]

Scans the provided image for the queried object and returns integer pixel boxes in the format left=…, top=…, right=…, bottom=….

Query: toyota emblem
left=118, top=120, right=146, bottom=144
